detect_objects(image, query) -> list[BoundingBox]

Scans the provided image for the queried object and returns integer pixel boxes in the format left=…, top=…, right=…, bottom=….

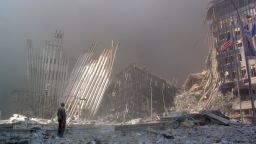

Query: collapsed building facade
left=97, top=65, right=177, bottom=121
left=64, top=41, right=118, bottom=120
left=207, top=0, right=256, bottom=118
left=27, top=31, right=69, bottom=118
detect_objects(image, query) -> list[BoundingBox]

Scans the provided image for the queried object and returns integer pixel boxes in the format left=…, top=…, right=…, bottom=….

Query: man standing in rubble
left=57, top=102, right=67, bottom=137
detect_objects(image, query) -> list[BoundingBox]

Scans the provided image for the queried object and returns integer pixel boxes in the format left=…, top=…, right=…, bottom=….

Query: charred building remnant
left=27, top=31, right=69, bottom=118
left=97, top=65, right=177, bottom=121
left=207, top=0, right=256, bottom=117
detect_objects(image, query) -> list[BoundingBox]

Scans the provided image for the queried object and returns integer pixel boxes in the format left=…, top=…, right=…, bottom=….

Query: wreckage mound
left=175, top=70, right=236, bottom=117
left=183, top=71, right=208, bottom=92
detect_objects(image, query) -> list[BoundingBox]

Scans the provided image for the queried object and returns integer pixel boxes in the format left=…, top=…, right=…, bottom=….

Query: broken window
left=245, top=109, right=250, bottom=115
left=241, top=69, right=247, bottom=78
left=235, top=28, right=241, bottom=36
left=251, top=65, right=256, bottom=77
left=232, top=71, right=236, bottom=79
left=230, top=56, right=234, bottom=62
left=238, top=54, right=242, bottom=61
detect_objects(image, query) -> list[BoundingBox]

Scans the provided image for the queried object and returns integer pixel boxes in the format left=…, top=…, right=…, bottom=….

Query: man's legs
left=59, top=121, right=66, bottom=137
left=58, top=121, right=61, bottom=137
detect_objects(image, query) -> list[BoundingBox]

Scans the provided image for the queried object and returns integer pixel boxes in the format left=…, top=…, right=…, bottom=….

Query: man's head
left=61, top=103, right=65, bottom=107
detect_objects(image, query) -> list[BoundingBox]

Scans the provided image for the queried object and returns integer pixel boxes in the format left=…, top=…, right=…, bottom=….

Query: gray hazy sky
left=0, top=0, right=210, bottom=106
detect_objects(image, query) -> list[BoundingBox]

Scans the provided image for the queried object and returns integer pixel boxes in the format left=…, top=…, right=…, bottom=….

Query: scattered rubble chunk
left=145, top=128, right=174, bottom=139
left=125, top=118, right=142, bottom=125
left=9, top=114, right=28, bottom=123
left=202, top=111, right=230, bottom=126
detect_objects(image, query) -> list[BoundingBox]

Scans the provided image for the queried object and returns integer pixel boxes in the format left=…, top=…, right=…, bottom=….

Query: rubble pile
left=203, top=91, right=235, bottom=115
left=183, top=71, right=208, bottom=93
left=174, top=68, right=236, bottom=117
left=174, top=70, right=210, bottom=112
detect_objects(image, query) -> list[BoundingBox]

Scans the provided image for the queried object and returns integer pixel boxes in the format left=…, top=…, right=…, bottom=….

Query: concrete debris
left=161, top=111, right=231, bottom=128
left=174, top=72, right=208, bottom=112
left=30, top=118, right=52, bottom=125
left=145, top=128, right=174, bottom=139
left=125, top=118, right=142, bottom=125
left=183, top=71, right=207, bottom=92
left=180, top=119, right=195, bottom=128
left=174, top=68, right=237, bottom=120
left=86, top=139, right=101, bottom=144
left=175, top=89, right=236, bottom=118
left=202, top=111, right=230, bottom=126
left=179, top=72, right=208, bottom=106
left=9, top=114, right=28, bottom=123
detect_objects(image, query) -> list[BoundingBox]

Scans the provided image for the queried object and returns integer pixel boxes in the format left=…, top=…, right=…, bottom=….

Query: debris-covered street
left=1, top=113, right=256, bottom=144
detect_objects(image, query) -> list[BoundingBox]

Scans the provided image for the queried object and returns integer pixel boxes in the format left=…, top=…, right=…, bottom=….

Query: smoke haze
left=0, top=0, right=210, bottom=112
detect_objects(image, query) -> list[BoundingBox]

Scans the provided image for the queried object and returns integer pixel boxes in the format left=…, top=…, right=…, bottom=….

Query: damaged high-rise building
left=27, top=31, right=69, bottom=118
left=97, top=65, right=177, bottom=121
left=207, top=0, right=256, bottom=117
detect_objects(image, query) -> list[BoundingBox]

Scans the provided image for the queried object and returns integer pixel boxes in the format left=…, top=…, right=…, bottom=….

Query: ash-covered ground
left=1, top=114, right=256, bottom=144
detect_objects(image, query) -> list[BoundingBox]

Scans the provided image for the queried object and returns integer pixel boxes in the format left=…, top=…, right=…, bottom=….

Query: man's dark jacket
left=57, top=107, right=66, bottom=122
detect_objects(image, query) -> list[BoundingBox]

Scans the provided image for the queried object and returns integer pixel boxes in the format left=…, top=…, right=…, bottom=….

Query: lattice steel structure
left=27, top=31, right=69, bottom=118
left=65, top=41, right=118, bottom=120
